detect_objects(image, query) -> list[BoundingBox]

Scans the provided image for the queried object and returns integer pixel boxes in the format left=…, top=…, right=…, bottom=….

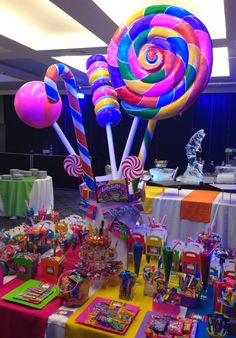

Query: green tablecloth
left=0, top=176, right=37, bottom=217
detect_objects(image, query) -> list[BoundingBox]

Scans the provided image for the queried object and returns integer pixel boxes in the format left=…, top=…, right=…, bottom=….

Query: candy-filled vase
left=133, top=242, right=144, bottom=284
left=162, top=246, right=173, bottom=283
left=200, top=250, right=212, bottom=299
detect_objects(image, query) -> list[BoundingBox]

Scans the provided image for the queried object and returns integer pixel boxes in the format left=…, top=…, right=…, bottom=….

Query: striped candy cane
left=138, top=120, right=157, bottom=164
left=44, top=63, right=95, bottom=191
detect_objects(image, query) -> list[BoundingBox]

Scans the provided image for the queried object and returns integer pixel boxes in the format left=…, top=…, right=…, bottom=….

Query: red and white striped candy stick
left=44, top=64, right=95, bottom=191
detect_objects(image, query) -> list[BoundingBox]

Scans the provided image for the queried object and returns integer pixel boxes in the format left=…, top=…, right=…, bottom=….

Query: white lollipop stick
left=106, top=123, right=118, bottom=179
left=52, top=122, right=76, bottom=155
left=118, top=117, right=140, bottom=178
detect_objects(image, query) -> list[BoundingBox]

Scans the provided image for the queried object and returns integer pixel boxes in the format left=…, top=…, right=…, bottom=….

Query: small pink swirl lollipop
left=121, top=156, right=144, bottom=181
left=64, top=155, right=83, bottom=177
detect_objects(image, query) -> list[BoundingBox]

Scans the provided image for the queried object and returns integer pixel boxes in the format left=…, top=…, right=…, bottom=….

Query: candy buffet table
left=143, top=186, right=236, bottom=248
left=1, top=261, right=235, bottom=338
left=0, top=176, right=54, bottom=217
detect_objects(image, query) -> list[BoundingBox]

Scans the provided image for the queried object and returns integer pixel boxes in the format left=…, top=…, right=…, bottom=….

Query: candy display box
left=152, top=298, right=180, bottom=316
left=41, top=255, right=65, bottom=283
left=179, top=293, right=201, bottom=309
left=96, top=179, right=129, bottom=203
left=14, top=253, right=39, bottom=280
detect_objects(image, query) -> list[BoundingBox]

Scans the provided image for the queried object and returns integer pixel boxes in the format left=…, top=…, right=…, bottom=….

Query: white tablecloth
left=145, top=188, right=236, bottom=248
left=29, top=176, right=54, bottom=215
left=0, top=176, right=54, bottom=216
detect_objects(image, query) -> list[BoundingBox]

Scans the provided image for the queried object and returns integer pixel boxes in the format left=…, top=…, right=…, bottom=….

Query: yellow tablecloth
left=65, top=278, right=152, bottom=338
left=142, top=186, right=165, bottom=214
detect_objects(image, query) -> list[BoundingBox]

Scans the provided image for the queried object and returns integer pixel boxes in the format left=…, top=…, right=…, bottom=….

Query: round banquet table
left=0, top=176, right=54, bottom=217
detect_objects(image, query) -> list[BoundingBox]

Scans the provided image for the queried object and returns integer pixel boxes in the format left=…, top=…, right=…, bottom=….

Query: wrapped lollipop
left=107, top=4, right=213, bottom=168
left=197, top=231, right=221, bottom=251
left=86, top=54, right=122, bottom=179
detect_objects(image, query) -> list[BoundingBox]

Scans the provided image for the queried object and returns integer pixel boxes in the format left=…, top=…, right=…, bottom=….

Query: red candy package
left=182, top=319, right=193, bottom=334
left=167, top=320, right=184, bottom=335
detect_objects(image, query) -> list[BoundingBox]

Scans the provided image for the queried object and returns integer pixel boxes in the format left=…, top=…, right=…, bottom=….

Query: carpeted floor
left=0, top=188, right=81, bottom=230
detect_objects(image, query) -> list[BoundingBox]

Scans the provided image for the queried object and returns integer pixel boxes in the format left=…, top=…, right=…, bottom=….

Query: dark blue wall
left=4, top=92, right=236, bottom=178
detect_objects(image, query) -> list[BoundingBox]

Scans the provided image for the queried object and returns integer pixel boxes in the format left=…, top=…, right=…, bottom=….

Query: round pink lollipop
left=14, top=81, right=62, bottom=128
left=121, top=156, right=144, bottom=181
left=64, top=155, right=83, bottom=177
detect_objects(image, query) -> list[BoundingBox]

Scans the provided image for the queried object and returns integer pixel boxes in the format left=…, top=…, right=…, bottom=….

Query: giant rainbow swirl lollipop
left=107, top=5, right=213, bottom=165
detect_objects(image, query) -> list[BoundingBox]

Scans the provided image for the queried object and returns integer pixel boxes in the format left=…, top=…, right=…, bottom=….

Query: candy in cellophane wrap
left=107, top=4, right=213, bottom=164
left=57, top=270, right=91, bottom=307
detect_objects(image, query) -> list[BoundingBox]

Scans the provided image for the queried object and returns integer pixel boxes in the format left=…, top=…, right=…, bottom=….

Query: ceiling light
left=0, top=0, right=107, bottom=50
left=93, top=0, right=226, bottom=39
left=52, top=55, right=106, bottom=73
left=211, top=47, right=230, bottom=77
left=0, top=74, right=23, bottom=82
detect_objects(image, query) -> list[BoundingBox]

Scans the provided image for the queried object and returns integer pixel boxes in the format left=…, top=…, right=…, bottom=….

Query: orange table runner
left=180, top=190, right=220, bottom=223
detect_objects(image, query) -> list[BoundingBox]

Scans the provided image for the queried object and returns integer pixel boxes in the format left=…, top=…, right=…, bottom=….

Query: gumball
left=14, top=81, right=62, bottom=128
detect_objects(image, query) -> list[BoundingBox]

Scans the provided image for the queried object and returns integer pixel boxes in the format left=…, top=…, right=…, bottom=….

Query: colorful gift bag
left=14, top=253, right=39, bottom=280
left=41, top=256, right=65, bottom=283
left=182, top=251, right=200, bottom=275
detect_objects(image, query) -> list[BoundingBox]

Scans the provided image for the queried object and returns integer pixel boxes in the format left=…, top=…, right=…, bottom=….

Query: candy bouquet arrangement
left=196, top=228, right=222, bottom=299
left=75, top=222, right=123, bottom=282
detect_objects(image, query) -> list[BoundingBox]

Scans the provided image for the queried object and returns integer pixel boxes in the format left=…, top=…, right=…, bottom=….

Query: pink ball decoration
left=14, top=81, right=62, bottom=128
